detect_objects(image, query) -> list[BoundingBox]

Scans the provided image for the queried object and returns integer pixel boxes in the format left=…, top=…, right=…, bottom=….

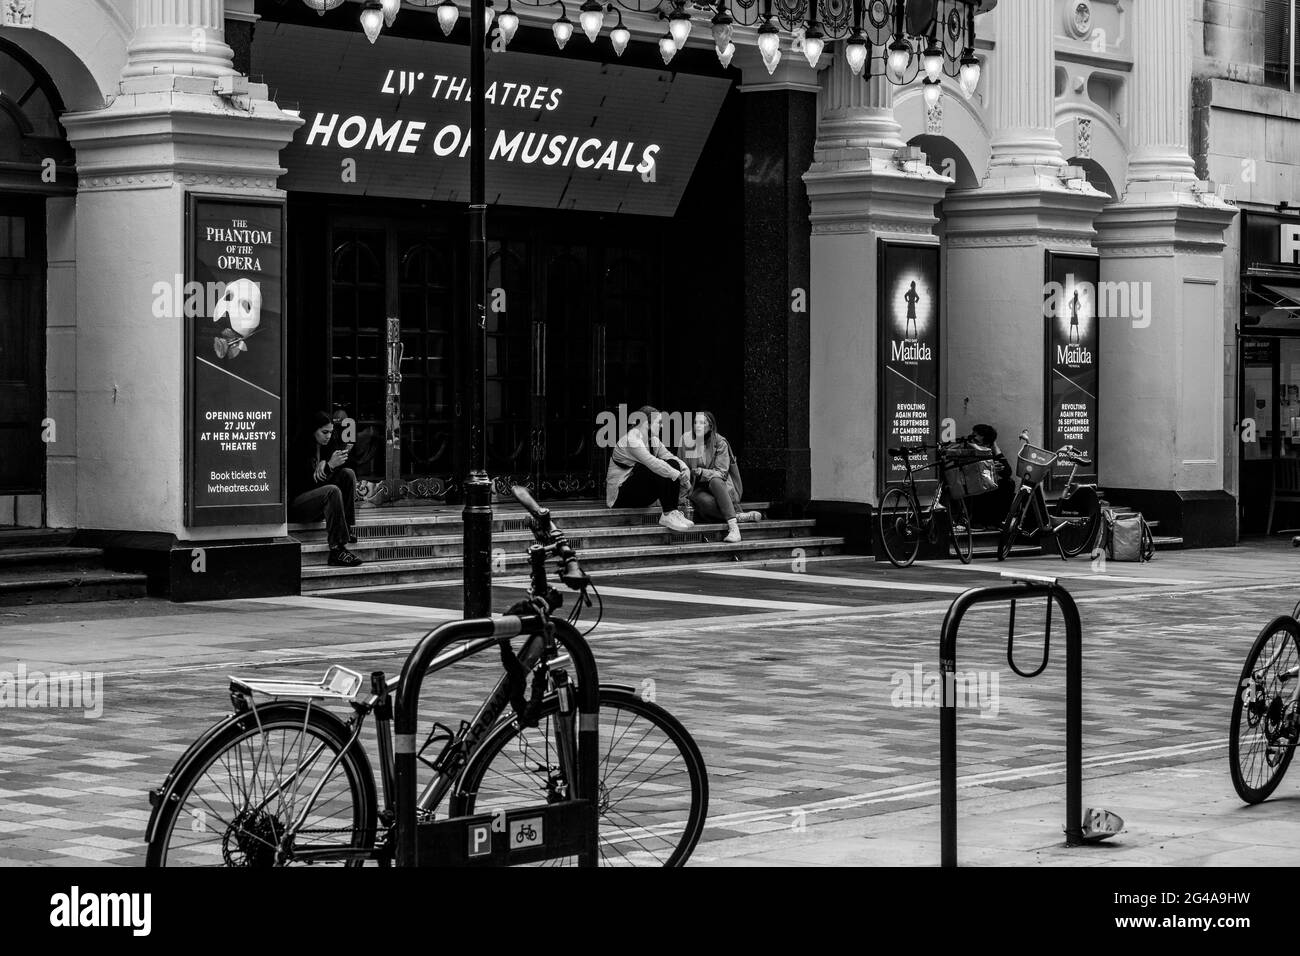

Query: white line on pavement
left=239, top=595, right=466, bottom=620
left=704, top=568, right=967, bottom=594
left=589, top=584, right=847, bottom=612
left=920, top=562, right=1205, bottom=587
left=703, top=738, right=1226, bottom=830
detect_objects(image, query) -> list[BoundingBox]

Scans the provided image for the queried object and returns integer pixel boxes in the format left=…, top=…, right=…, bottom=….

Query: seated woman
left=605, top=405, right=695, bottom=532
left=964, top=423, right=1016, bottom=530
left=679, top=411, right=761, bottom=543
left=289, top=410, right=364, bottom=567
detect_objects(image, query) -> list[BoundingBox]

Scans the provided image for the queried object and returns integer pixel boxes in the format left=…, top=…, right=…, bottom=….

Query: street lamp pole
left=463, top=0, right=493, bottom=618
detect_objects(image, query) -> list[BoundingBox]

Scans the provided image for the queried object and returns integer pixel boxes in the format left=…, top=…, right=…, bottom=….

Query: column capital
left=943, top=177, right=1109, bottom=249
left=803, top=156, right=950, bottom=238
left=1093, top=193, right=1238, bottom=258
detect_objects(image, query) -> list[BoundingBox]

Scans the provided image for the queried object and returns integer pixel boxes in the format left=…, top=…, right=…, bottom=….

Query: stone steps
left=0, top=530, right=148, bottom=606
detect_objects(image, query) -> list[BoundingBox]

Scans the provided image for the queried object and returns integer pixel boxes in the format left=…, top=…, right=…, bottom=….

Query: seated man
left=289, top=410, right=364, bottom=567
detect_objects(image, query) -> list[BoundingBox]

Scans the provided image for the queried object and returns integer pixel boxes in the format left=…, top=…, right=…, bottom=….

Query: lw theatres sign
left=253, top=22, right=730, bottom=217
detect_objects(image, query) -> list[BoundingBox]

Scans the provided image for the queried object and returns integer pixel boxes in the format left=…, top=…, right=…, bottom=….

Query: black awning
left=1244, top=278, right=1300, bottom=332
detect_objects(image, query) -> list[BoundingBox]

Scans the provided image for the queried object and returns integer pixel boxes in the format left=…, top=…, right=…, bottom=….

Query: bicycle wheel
left=948, top=496, right=974, bottom=564
left=1054, top=486, right=1101, bottom=558
left=879, top=487, right=922, bottom=568
left=1230, top=617, right=1300, bottom=805
left=145, top=703, right=377, bottom=867
left=996, top=491, right=1027, bottom=561
left=451, top=686, right=708, bottom=866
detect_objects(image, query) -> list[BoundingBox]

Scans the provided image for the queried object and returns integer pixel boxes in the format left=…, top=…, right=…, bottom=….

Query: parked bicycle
left=996, top=430, right=1101, bottom=562
left=879, top=442, right=980, bottom=567
left=144, top=486, right=708, bottom=866
left=1230, top=604, right=1300, bottom=804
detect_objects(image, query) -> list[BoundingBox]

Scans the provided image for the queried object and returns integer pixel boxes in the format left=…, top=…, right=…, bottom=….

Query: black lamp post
left=462, top=0, right=493, bottom=619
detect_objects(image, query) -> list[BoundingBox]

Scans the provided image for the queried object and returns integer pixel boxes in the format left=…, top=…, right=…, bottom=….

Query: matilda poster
left=184, top=197, right=286, bottom=527
left=878, top=241, right=941, bottom=489
left=1044, top=252, right=1099, bottom=483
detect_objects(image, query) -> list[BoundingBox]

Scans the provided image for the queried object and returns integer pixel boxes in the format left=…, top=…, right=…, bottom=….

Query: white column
left=803, top=56, right=951, bottom=506
left=987, top=0, right=1065, bottom=171
left=124, top=0, right=235, bottom=78
left=1126, top=0, right=1197, bottom=185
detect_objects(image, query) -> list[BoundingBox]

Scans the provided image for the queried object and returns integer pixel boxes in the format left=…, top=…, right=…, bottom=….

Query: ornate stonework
left=1075, top=117, right=1093, bottom=159
left=2, top=0, right=34, bottom=27
left=926, top=96, right=944, bottom=136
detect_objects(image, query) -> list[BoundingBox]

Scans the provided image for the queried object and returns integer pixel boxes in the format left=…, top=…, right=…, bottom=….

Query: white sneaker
left=737, top=510, right=762, bottom=523
left=659, top=510, right=694, bottom=532
left=724, top=519, right=741, bottom=543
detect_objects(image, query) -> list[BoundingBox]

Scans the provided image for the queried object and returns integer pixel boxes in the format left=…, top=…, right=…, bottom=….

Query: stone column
left=60, top=0, right=304, bottom=598
left=943, top=0, right=1107, bottom=455
left=737, top=46, right=818, bottom=511
left=124, top=0, right=235, bottom=78
left=800, top=54, right=951, bottom=548
left=1092, top=0, right=1238, bottom=546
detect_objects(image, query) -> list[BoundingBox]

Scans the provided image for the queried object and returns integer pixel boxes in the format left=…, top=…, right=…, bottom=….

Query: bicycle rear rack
left=939, top=572, right=1084, bottom=867
left=391, top=615, right=601, bottom=867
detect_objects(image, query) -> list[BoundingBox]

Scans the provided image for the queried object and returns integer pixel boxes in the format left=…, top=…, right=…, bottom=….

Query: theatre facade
left=0, top=0, right=1255, bottom=598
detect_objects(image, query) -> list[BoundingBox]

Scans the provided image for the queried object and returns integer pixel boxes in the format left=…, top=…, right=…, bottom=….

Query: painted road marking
left=923, top=562, right=1205, bottom=587
left=239, top=595, right=466, bottom=620
left=589, top=585, right=846, bottom=612
left=704, top=568, right=967, bottom=594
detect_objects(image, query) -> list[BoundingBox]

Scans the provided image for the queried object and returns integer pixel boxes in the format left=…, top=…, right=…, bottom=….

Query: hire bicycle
left=1230, top=604, right=1300, bottom=804
left=879, top=442, right=978, bottom=567
left=996, top=430, right=1102, bottom=562
left=143, top=486, right=708, bottom=866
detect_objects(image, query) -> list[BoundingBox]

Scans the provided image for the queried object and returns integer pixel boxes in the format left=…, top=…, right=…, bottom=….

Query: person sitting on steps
left=606, top=405, right=695, bottom=532
left=679, top=411, right=761, bottom=543
left=289, top=410, right=364, bottom=567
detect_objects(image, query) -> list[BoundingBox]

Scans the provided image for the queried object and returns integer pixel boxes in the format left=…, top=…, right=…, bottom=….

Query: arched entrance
left=0, top=38, right=76, bottom=521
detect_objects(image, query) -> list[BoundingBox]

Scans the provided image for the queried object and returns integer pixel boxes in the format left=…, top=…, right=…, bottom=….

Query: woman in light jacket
left=606, top=405, right=695, bottom=532
left=679, top=411, right=760, bottom=543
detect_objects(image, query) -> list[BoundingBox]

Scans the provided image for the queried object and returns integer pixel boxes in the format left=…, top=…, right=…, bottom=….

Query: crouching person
left=289, top=410, right=364, bottom=567
left=606, top=405, right=695, bottom=532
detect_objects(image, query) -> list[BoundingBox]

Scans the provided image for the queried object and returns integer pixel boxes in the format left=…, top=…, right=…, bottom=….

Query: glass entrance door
left=1240, top=336, right=1300, bottom=533
left=0, top=198, right=44, bottom=496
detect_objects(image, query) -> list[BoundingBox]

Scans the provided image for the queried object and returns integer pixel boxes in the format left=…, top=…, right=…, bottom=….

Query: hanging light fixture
left=360, top=0, right=385, bottom=42
left=380, top=0, right=401, bottom=26
left=718, top=40, right=735, bottom=69
left=922, top=76, right=942, bottom=108
left=757, top=17, right=781, bottom=69
left=610, top=8, right=631, bottom=56
left=579, top=0, right=605, bottom=42
left=300, top=0, right=346, bottom=14
left=711, top=4, right=734, bottom=54
left=484, top=0, right=496, bottom=31
left=552, top=3, right=574, bottom=48
left=921, top=36, right=943, bottom=82
left=801, top=21, right=825, bottom=69
left=659, top=31, right=677, bottom=65
left=436, top=0, right=458, bottom=35
left=497, top=0, right=520, bottom=44
left=887, top=37, right=911, bottom=81
left=845, top=30, right=868, bottom=76
left=959, top=51, right=981, bottom=97
left=668, top=5, right=692, bottom=49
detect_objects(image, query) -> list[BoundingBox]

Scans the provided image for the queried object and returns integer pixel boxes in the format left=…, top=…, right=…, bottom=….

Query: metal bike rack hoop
left=392, top=615, right=601, bottom=867
left=939, top=574, right=1083, bottom=867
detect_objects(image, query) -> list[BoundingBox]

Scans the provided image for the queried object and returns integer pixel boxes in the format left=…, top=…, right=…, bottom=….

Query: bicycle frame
left=893, top=448, right=949, bottom=534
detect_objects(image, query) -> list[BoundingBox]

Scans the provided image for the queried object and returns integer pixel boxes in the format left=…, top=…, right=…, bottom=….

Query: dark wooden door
left=0, top=197, right=44, bottom=493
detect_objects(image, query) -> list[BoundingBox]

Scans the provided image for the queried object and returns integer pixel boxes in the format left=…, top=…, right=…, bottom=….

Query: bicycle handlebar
left=511, top=485, right=589, bottom=591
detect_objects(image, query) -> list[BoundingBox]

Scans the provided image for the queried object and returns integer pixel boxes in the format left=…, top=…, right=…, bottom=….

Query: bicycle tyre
left=145, top=702, right=378, bottom=867
left=996, top=491, right=1027, bottom=561
left=1054, top=486, right=1101, bottom=558
left=948, top=496, right=974, bottom=564
left=1229, top=617, right=1300, bottom=805
left=879, top=487, right=922, bottom=568
left=451, top=686, right=708, bottom=867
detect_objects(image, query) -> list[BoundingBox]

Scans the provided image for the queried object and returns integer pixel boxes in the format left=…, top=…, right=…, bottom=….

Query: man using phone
left=289, top=410, right=363, bottom=567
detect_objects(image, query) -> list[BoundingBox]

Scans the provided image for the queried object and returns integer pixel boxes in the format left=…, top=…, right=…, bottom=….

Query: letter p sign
left=468, top=822, right=492, bottom=858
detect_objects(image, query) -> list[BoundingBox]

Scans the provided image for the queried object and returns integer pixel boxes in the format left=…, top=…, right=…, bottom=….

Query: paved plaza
left=1, top=541, right=1298, bottom=866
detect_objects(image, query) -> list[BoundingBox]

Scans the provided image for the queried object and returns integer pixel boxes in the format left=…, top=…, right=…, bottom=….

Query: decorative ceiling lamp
left=359, top=0, right=385, bottom=42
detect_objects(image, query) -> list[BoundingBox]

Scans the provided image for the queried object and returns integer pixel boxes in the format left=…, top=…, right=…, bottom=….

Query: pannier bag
left=943, top=443, right=999, bottom=501
left=1102, top=508, right=1155, bottom=562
